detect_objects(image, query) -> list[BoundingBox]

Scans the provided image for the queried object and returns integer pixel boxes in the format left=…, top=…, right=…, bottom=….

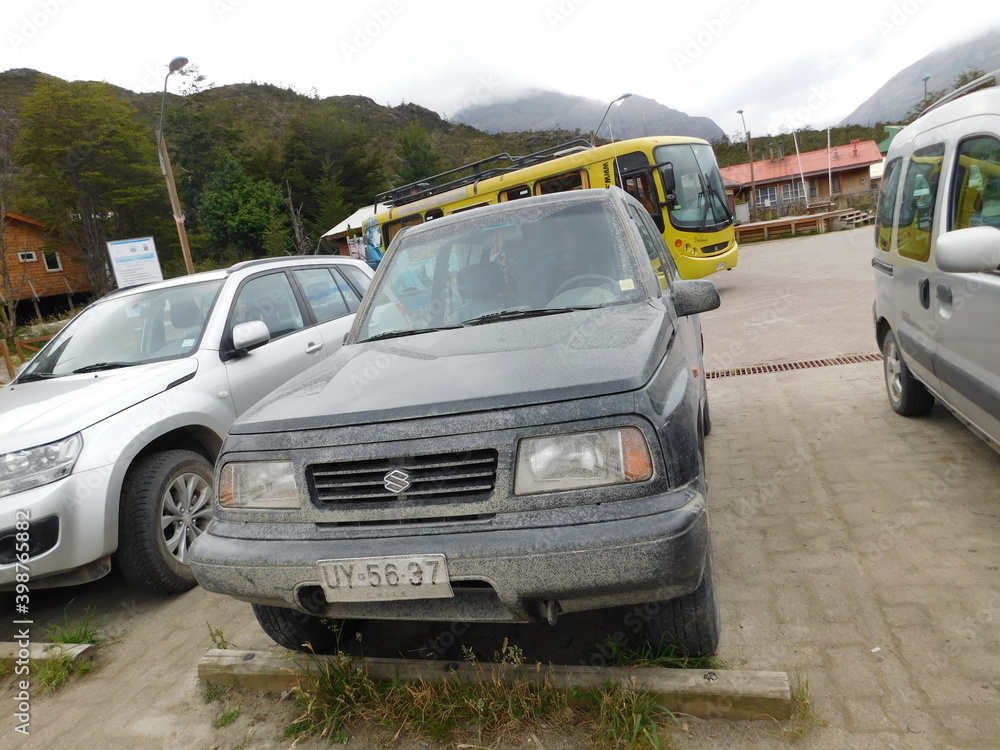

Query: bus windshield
left=654, top=143, right=732, bottom=232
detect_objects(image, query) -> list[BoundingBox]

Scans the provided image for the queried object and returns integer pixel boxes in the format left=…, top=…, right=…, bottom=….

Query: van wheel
left=252, top=604, right=353, bottom=654
left=645, top=548, right=720, bottom=658
left=882, top=330, right=934, bottom=416
left=116, top=450, right=214, bottom=593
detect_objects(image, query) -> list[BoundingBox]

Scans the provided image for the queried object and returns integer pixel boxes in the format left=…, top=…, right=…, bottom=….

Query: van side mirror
left=935, top=226, right=1000, bottom=273
left=661, top=163, right=676, bottom=199
left=671, top=279, right=721, bottom=317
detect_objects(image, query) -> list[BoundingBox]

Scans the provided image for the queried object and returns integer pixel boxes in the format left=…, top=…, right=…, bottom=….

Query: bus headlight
left=219, top=461, right=299, bottom=509
left=514, top=427, right=653, bottom=495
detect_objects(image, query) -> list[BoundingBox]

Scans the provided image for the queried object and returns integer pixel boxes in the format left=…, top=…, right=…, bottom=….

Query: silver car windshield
left=356, top=199, right=649, bottom=341
left=20, top=279, right=224, bottom=378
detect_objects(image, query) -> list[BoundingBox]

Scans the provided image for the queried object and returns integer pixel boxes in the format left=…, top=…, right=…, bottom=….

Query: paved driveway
left=4, top=227, right=999, bottom=748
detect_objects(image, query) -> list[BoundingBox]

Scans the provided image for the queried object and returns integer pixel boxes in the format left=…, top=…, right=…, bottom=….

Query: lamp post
left=921, top=74, right=931, bottom=102
left=737, top=109, right=758, bottom=222
left=159, top=56, right=195, bottom=275
left=592, top=92, right=632, bottom=145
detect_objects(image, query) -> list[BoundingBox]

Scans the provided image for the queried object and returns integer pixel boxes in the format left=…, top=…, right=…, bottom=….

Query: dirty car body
left=191, top=188, right=722, bottom=655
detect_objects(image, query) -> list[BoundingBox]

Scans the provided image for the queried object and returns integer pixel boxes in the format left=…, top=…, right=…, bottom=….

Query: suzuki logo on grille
left=384, top=469, right=412, bottom=494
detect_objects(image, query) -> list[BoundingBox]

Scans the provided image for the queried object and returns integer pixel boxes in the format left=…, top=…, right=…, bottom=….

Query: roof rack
left=375, top=138, right=595, bottom=208
left=919, top=68, right=1000, bottom=117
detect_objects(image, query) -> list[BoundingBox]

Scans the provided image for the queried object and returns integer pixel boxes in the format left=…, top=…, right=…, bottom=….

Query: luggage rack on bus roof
left=376, top=138, right=595, bottom=208
left=919, top=68, right=999, bottom=117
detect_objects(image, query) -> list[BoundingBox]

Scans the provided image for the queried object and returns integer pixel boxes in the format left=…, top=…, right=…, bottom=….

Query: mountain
left=840, top=28, right=1000, bottom=126
left=451, top=91, right=724, bottom=142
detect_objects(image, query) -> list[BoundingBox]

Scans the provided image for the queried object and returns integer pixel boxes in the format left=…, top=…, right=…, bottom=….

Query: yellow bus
left=363, top=136, right=738, bottom=280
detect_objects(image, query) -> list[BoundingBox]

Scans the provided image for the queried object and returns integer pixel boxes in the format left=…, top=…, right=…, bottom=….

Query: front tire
left=116, top=450, right=214, bottom=593
left=882, top=330, right=934, bottom=416
left=645, top=548, right=720, bottom=657
left=252, top=604, right=351, bottom=654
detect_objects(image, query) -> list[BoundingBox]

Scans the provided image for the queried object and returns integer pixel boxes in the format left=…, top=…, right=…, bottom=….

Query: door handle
left=918, top=278, right=930, bottom=309
left=936, top=284, right=953, bottom=304
left=305, top=342, right=323, bottom=354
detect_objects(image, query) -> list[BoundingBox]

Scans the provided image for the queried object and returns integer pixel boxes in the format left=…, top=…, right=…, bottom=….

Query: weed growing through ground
left=577, top=681, right=678, bottom=750
left=781, top=672, right=818, bottom=740
left=203, top=683, right=232, bottom=704
left=207, top=623, right=233, bottom=650
left=212, top=709, right=241, bottom=728
left=35, top=654, right=94, bottom=694
left=609, top=639, right=726, bottom=671
left=43, top=604, right=107, bottom=645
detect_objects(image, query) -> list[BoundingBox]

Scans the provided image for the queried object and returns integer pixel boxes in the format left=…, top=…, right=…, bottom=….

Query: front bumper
left=191, top=488, right=709, bottom=623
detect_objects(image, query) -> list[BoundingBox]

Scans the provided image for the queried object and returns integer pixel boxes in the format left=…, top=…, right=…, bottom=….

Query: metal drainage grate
left=707, top=353, right=883, bottom=379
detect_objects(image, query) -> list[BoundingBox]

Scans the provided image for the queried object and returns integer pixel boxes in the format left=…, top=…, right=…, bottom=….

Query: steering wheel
left=553, top=274, right=619, bottom=298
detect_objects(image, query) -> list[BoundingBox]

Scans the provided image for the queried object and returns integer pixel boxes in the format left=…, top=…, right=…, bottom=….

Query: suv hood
left=0, top=359, right=199, bottom=453
left=234, top=303, right=674, bottom=434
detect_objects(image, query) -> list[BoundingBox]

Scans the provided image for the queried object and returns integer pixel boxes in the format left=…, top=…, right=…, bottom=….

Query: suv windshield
left=354, top=198, right=649, bottom=342
left=20, top=279, right=224, bottom=379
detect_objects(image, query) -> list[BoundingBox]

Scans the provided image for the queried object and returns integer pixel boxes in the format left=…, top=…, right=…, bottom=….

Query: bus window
left=500, top=185, right=532, bottom=201
left=384, top=214, right=423, bottom=244
left=425, top=208, right=444, bottom=220
left=535, top=170, right=588, bottom=195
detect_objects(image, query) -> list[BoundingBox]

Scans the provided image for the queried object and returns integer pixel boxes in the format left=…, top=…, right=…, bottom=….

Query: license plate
left=715, top=261, right=726, bottom=270
left=318, top=554, right=453, bottom=602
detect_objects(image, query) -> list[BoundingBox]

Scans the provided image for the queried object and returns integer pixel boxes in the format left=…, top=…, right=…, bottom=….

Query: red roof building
left=720, top=139, right=883, bottom=220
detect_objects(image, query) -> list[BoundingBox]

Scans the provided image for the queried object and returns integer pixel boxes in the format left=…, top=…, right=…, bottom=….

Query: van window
left=951, top=136, right=1000, bottom=230
left=897, top=144, right=944, bottom=262
left=535, top=170, right=589, bottom=195
left=875, top=157, right=902, bottom=252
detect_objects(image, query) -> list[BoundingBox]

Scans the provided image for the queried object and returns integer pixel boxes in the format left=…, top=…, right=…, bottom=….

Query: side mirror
left=661, top=163, right=676, bottom=199
left=935, top=226, right=1000, bottom=273
left=671, top=279, right=721, bottom=318
left=232, top=320, right=270, bottom=353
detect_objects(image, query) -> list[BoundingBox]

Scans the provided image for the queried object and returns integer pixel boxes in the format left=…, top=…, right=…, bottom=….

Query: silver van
left=873, top=71, right=1000, bottom=450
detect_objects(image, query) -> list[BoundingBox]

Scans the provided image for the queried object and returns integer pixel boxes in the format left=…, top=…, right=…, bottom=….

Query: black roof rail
left=376, top=138, right=595, bottom=208
left=919, top=68, right=1000, bottom=117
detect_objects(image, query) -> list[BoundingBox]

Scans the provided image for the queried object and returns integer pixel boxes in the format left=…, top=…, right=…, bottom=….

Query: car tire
left=645, top=547, right=720, bottom=657
left=252, top=603, right=351, bottom=654
left=116, top=450, right=214, bottom=593
left=882, top=330, right=934, bottom=416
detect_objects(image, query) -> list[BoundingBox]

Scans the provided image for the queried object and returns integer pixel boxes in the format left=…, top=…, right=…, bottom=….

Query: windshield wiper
left=461, top=308, right=578, bottom=325
left=72, top=361, right=135, bottom=374
left=13, top=372, right=61, bottom=383
left=362, top=325, right=463, bottom=342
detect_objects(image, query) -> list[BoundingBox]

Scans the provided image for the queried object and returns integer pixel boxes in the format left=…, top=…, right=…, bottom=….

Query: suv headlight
left=219, top=461, right=299, bottom=509
left=0, top=433, right=83, bottom=498
left=514, top=427, right=653, bottom=495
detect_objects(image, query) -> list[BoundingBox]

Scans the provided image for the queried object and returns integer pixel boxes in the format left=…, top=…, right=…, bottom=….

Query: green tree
left=0, top=105, right=20, bottom=339
left=395, top=123, right=444, bottom=185
left=199, top=151, right=284, bottom=258
left=15, top=79, right=167, bottom=297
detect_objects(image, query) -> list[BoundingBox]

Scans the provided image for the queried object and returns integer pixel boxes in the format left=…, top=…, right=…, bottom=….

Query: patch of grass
left=212, top=709, right=241, bottom=728
left=207, top=623, right=234, bottom=650
left=35, top=654, right=93, bottom=694
left=203, top=683, right=232, bottom=704
left=44, top=604, right=107, bottom=645
left=780, top=672, right=818, bottom=740
left=607, top=639, right=726, bottom=671
left=284, top=640, right=683, bottom=748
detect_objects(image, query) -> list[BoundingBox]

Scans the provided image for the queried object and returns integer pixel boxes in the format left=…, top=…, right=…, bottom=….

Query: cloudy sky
left=4, top=0, right=1000, bottom=138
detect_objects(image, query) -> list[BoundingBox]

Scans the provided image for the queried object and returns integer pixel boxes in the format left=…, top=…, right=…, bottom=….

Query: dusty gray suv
left=191, top=189, right=722, bottom=656
left=0, top=255, right=372, bottom=593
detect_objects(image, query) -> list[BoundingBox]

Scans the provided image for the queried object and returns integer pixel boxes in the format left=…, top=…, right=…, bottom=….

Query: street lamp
left=737, top=109, right=758, bottom=222
left=158, top=56, right=195, bottom=275
left=592, top=92, right=632, bottom=145
left=921, top=74, right=931, bottom=102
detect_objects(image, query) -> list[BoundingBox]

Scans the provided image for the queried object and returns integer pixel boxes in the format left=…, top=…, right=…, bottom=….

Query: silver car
left=0, top=255, right=373, bottom=593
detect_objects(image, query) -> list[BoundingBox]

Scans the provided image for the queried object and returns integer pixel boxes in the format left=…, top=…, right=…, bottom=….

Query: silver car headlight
left=0, top=433, right=83, bottom=498
left=218, top=460, right=299, bottom=509
left=514, top=427, right=653, bottom=495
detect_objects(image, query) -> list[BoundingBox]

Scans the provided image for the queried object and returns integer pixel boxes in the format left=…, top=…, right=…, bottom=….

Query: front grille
left=699, top=241, right=729, bottom=256
left=309, top=449, right=499, bottom=504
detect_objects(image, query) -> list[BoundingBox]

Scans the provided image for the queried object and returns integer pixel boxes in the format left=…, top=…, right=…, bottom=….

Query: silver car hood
left=0, top=359, right=199, bottom=453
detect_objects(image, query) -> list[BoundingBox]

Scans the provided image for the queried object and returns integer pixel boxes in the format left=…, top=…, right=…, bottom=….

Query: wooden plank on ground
left=198, top=649, right=793, bottom=721
left=0, top=642, right=95, bottom=669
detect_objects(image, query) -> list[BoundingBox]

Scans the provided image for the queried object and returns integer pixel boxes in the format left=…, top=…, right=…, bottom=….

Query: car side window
left=951, top=136, right=1000, bottom=230
left=875, top=157, right=902, bottom=252
left=293, top=267, right=352, bottom=323
left=337, top=264, right=372, bottom=302
left=627, top=203, right=676, bottom=291
left=231, top=272, right=304, bottom=339
left=897, top=143, right=945, bottom=262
